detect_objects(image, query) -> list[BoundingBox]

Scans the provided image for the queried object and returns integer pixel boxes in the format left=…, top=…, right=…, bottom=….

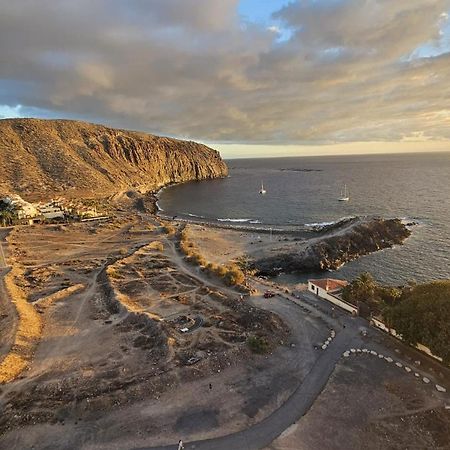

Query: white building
left=2, top=195, right=39, bottom=219
left=308, top=278, right=358, bottom=314
left=37, top=201, right=65, bottom=219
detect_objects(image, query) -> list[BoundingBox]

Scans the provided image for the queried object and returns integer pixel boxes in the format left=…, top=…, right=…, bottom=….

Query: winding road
left=136, top=292, right=362, bottom=450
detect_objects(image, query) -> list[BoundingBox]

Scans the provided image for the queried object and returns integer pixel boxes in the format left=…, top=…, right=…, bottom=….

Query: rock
left=436, top=385, right=446, bottom=392
left=385, top=357, right=393, bottom=363
left=404, top=367, right=412, bottom=373
left=343, top=351, right=350, bottom=357
left=253, top=217, right=411, bottom=275
left=423, top=377, right=430, bottom=384
left=362, top=349, right=368, bottom=353
left=370, top=350, right=377, bottom=356
left=378, top=354, right=384, bottom=358
left=396, top=362, right=403, bottom=368
left=0, top=119, right=228, bottom=199
left=350, top=348, right=356, bottom=353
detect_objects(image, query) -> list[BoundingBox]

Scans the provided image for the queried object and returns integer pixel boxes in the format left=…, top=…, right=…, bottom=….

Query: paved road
left=136, top=328, right=359, bottom=450
left=134, top=222, right=362, bottom=450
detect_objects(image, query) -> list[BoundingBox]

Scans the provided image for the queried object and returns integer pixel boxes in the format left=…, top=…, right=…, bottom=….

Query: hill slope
left=0, top=118, right=228, bottom=199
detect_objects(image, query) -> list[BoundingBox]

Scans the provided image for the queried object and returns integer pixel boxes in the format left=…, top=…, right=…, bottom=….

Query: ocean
left=158, top=152, right=450, bottom=285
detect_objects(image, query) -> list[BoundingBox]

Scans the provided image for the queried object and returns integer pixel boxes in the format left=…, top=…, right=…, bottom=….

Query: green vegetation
left=385, top=280, right=450, bottom=363
left=0, top=200, right=16, bottom=227
left=342, top=272, right=401, bottom=312
left=247, top=335, right=270, bottom=354
left=343, top=273, right=450, bottom=363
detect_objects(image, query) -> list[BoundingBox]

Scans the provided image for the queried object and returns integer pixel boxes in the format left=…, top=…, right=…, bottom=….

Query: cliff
left=0, top=118, right=228, bottom=199
left=254, top=218, right=411, bottom=275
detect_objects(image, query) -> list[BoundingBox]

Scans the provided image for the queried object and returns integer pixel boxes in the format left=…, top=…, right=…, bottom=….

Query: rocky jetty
left=254, top=218, right=411, bottom=275
left=0, top=118, right=228, bottom=199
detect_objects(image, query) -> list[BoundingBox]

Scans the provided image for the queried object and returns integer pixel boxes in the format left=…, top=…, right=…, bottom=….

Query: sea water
left=158, top=152, right=450, bottom=285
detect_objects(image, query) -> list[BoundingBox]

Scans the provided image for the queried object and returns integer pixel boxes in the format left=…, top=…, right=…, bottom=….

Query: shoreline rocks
left=254, top=217, right=411, bottom=276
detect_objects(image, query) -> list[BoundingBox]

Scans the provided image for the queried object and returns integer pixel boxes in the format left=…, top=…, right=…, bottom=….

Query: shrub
left=148, top=241, right=164, bottom=252
left=223, top=264, right=245, bottom=286
left=163, top=224, right=176, bottom=235
left=247, top=335, right=270, bottom=354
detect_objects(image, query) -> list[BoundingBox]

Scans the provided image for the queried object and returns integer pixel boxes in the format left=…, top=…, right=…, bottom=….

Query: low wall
left=308, top=282, right=358, bottom=314
left=371, top=317, right=443, bottom=362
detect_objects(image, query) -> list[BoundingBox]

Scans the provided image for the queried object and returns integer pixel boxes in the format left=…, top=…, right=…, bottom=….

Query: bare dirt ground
left=184, top=224, right=307, bottom=266
left=267, top=355, right=450, bottom=450
left=0, top=229, right=16, bottom=361
left=0, top=209, right=327, bottom=450
left=0, top=209, right=449, bottom=450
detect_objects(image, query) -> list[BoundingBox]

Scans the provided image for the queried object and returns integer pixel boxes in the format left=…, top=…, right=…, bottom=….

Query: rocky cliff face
left=254, top=218, right=411, bottom=275
left=0, top=119, right=228, bottom=199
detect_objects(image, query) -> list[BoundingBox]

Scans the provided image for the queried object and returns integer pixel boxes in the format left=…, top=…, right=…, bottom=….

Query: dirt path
left=137, top=328, right=359, bottom=450
left=0, top=229, right=16, bottom=361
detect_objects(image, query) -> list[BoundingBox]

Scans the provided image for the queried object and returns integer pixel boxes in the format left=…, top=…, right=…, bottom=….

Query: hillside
left=0, top=118, right=228, bottom=199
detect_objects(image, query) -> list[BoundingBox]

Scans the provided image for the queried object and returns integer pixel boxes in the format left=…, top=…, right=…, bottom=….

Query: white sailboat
left=338, top=184, right=349, bottom=202
left=259, top=181, right=266, bottom=195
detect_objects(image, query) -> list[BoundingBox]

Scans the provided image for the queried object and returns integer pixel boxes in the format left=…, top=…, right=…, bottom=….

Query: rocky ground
left=267, top=355, right=450, bottom=450
left=0, top=205, right=448, bottom=450
left=0, top=207, right=307, bottom=450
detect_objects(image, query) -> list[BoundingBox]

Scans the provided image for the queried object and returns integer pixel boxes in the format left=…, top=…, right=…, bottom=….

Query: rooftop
left=309, top=278, right=348, bottom=292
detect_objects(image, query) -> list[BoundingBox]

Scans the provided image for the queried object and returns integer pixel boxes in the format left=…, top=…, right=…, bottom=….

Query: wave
left=249, top=220, right=262, bottom=224
left=304, top=220, right=336, bottom=228
left=217, top=218, right=253, bottom=223
left=304, top=216, right=356, bottom=228
left=185, top=213, right=205, bottom=219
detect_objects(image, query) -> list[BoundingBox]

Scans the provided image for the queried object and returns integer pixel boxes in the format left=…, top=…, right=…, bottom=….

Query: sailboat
left=338, top=184, right=349, bottom=202
left=259, top=181, right=266, bottom=195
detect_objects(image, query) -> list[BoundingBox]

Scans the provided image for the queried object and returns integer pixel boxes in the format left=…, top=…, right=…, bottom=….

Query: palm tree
left=0, top=210, right=14, bottom=227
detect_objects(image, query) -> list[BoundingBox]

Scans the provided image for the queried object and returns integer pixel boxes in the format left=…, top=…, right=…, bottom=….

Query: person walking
left=178, top=439, right=184, bottom=450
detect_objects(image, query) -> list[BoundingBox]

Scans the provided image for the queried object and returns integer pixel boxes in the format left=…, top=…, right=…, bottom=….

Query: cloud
left=0, top=0, right=449, bottom=144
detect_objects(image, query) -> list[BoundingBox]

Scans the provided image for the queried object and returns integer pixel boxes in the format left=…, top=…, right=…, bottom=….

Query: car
left=264, top=290, right=275, bottom=298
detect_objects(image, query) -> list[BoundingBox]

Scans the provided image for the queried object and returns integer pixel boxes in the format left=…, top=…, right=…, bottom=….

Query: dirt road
left=0, top=228, right=16, bottom=361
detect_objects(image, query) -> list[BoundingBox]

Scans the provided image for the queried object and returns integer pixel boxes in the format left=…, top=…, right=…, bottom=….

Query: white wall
left=308, top=282, right=358, bottom=314
left=371, top=318, right=443, bottom=362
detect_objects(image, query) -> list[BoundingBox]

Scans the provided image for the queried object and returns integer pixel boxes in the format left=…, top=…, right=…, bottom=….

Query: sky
left=1, top=0, right=450, bottom=158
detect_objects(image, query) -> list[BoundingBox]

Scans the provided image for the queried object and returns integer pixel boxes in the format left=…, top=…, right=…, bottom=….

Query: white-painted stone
left=350, top=349, right=356, bottom=353
left=423, top=377, right=430, bottom=384
left=370, top=351, right=377, bottom=356
left=378, top=354, right=384, bottom=359
left=436, top=385, right=447, bottom=393
left=385, top=357, right=393, bottom=363
left=321, top=344, right=327, bottom=350
left=415, top=373, right=420, bottom=377
left=395, top=362, right=403, bottom=368
left=343, top=351, right=350, bottom=358
left=362, top=349, right=368, bottom=353
left=356, top=349, right=362, bottom=353
left=404, top=367, right=412, bottom=373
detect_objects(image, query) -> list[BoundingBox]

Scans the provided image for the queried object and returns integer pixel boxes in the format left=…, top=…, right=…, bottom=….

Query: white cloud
left=0, top=0, right=450, bottom=144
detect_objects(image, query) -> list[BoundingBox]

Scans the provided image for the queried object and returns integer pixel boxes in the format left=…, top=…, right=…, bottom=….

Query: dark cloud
left=0, top=0, right=449, bottom=143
